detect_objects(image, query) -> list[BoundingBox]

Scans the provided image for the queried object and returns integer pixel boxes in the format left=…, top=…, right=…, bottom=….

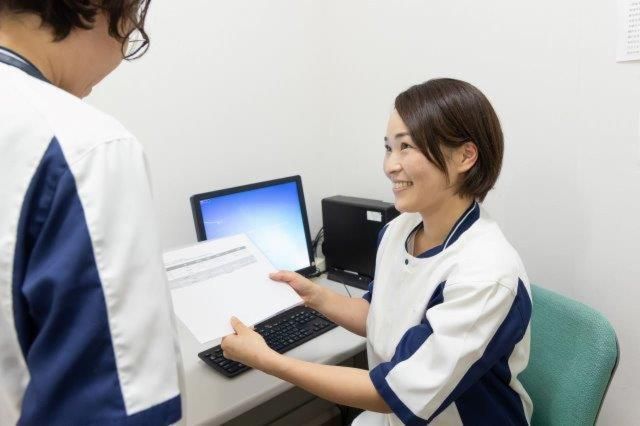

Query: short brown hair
left=395, top=78, right=503, bottom=202
left=0, top=0, right=151, bottom=60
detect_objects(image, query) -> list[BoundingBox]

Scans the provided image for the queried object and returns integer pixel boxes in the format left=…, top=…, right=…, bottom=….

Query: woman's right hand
left=269, top=271, right=326, bottom=310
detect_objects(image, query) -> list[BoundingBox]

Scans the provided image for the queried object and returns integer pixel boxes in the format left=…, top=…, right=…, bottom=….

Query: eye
left=400, top=142, right=413, bottom=150
left=384, top=144, right=391, bottom=153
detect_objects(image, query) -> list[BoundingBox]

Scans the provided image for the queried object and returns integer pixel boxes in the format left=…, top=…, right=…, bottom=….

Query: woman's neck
left=415, top=196, right=475, bottom=253
left=0, top=14, right=59, bottom=83
left=0, top=12, right=96, bottom=97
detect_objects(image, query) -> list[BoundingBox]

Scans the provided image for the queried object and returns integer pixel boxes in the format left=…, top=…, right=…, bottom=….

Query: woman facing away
left=0, top=1, right=182, bottom=424
left=222, top=78, right=533, bottom=425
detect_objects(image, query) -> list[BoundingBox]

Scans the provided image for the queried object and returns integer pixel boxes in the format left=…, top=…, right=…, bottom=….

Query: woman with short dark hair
left=0, top=1, right=181, bottom=424
left=222, top=78, right=533, bottom=425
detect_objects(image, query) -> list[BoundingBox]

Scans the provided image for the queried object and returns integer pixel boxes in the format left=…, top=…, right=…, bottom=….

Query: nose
left=384, top=154, right=402, bottom=177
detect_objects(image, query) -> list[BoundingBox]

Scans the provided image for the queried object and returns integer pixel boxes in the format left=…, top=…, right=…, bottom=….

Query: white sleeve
left=66, top=137, right=182, bottom=421
left=369, top=280, right=530, bottom=424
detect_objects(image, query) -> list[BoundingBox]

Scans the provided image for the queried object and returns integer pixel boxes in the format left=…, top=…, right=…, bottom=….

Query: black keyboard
left=198, top=305, right=336, bottom=377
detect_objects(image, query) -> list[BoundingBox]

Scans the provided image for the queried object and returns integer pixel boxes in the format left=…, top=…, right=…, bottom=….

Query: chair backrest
left=520, top=285, right=619, bottom=426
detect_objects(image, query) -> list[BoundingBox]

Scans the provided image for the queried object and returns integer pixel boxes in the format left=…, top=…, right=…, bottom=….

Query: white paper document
left=617, top=0, right=640, bottom=62
left=164, top=234, right=303, bottom=344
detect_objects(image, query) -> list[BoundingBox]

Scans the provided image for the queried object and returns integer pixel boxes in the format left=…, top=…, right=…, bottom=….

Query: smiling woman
left=393, top=78, right=504, bottom=203
left=221, top=78, right=534, bottom=425
left=383, top=79, right=504, bottom=252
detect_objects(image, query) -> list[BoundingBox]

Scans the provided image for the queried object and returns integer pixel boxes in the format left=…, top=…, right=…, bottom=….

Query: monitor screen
left=192, top=177, right=314, bottom=273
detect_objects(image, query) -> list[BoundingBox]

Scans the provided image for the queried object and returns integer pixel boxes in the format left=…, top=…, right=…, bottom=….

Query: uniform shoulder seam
left=445, top=280, right=518, bottom=297
left=66, top=137, right=139, bottom=168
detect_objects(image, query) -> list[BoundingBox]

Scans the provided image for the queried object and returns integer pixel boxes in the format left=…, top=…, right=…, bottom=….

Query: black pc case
left=322, top=196, right=399, bottom=289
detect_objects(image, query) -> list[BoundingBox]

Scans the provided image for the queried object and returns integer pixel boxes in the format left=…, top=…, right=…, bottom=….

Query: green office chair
left=519, top=285, right=619, bottom=426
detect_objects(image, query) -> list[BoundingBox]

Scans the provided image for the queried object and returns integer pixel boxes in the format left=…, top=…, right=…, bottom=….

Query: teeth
left=393, top=181, right=413, bottom=189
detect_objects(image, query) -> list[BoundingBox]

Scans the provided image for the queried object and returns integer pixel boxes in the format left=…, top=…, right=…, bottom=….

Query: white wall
left=89, top=1, right=640, bottom=423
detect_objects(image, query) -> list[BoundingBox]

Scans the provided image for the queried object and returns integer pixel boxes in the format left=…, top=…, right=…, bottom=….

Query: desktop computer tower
left=321, top=196, right=399, bottom=289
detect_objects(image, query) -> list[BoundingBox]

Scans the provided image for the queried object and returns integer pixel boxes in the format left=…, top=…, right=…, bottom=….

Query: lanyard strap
left=0, top=46, right=49, bottom=83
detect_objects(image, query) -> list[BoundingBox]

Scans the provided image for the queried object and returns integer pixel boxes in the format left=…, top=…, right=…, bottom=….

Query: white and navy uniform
left=356, top=202, right=533, bottom=425
left=0, top=48, right=181, bottom=425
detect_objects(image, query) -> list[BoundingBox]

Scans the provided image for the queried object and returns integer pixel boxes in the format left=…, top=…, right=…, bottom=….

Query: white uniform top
left=0, top=48, right=181, bottom=425
left=354, top=202, right=533, bottom=425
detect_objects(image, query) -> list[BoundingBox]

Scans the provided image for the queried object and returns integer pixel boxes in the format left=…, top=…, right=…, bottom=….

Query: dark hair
left=0, top=0, right=151, bottom=60
left=394, top=78, right=504, bottom=202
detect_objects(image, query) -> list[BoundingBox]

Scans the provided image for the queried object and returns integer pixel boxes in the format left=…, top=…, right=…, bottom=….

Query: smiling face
left=383, top=109, right=459, bottom=215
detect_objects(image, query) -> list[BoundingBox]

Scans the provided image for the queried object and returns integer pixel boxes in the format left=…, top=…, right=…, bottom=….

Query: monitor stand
left=326, top=268, right=371, bottom=290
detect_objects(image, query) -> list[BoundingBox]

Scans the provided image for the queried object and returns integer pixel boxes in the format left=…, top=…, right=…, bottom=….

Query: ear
left=456, top=141, right=478, bottom=173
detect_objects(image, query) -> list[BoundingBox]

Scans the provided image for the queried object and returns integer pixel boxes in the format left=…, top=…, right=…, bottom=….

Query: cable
left=311, top=227, right=327, bottom=276
left=343, top=283, right=352, bottom=298
left=312, top=227, right=324, bottom=258
left=313, top=228, right=351, bottom=297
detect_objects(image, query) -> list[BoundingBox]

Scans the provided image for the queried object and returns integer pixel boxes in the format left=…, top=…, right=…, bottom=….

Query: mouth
left=392, top=180, right=413, bottom=193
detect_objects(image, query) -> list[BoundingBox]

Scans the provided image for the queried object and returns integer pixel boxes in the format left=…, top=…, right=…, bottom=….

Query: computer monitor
left=190, top=176, right=317, bottom=276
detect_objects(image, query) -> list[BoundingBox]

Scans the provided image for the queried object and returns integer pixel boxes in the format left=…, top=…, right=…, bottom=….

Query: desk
left=177, top=276, right=367, bottom=425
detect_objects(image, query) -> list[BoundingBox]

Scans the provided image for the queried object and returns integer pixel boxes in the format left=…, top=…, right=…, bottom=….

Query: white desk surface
left=177, top=276, right=367, bottom=425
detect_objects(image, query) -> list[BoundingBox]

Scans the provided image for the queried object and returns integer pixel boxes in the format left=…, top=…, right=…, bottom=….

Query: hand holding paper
left=221, top=317, right=276, bottom=370
left=164, top=234, right=303, bottom=344
left=269, top=270, right=326, bottom=310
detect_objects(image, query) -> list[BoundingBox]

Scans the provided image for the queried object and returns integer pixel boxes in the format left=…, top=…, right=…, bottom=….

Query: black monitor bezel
left=190, top=175, right=317, bottom=277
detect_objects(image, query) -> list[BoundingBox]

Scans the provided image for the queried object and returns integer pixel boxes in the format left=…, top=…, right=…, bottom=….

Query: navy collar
left=407, top=201, right=480, bottom=259
left=0, top=46, right=49, bottom=83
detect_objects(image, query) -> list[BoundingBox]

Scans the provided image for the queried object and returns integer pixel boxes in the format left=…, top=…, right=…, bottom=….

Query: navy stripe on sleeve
left=427, top=280, right=531, bottom=424
left=13, top=139, right=181, bottom=425
left=369, top=282, right=446, bottom=424
left=369, top=369, right=427, bottom=426
left=363, top=281, right=374, bottom=303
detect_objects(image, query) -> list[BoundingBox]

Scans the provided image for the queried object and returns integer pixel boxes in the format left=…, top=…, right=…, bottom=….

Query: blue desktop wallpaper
left=200, top=182, right=311, bottom=272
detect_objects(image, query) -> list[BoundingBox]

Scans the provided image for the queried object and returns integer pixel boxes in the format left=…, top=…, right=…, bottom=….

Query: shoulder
left=35, top=83, right=137, bottom=164
left=0, top=65, right=138, bottom=164
left=447, top=208, right=529, bottom=294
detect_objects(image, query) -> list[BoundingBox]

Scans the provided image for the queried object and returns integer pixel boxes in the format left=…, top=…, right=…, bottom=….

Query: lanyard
left=0, top=46, right=49, bottom=83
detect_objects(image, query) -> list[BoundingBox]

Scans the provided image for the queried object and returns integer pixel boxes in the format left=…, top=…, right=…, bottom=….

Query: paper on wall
left=617, top=0, right=640, bottom=62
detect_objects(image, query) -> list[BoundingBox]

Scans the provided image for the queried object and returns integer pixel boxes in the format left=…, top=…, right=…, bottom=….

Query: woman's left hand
left=221, top=317, right=276, bottom=370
